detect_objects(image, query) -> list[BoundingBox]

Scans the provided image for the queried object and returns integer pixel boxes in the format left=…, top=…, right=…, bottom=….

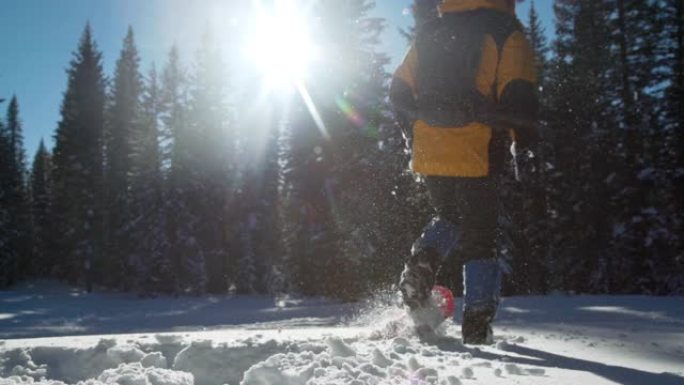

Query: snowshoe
left=406, top=285, right=455, bottom=341
left=461, top=305, right=495, bottom=345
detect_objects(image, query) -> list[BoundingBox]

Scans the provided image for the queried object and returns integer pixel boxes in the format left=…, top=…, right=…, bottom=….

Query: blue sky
left=0, top=0, right=554, bottom=160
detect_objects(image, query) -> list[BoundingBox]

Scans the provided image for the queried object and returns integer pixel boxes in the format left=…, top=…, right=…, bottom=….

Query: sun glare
left=247, top=1, right=317, bottom=88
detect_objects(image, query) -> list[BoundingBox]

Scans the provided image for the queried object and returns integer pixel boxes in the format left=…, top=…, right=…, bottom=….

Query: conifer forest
left=1, top=0, right=683, bottom=299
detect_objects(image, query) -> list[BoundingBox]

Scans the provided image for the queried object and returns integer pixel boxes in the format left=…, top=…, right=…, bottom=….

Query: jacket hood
left=439, top=0, right=514, bottom=15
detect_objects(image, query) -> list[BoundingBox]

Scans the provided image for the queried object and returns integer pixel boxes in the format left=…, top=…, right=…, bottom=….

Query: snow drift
left=1, top=282, right=683, bottom=385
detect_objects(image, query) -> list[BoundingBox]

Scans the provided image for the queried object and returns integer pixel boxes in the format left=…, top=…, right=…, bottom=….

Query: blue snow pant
left=407, top=176, right=501, bottom=312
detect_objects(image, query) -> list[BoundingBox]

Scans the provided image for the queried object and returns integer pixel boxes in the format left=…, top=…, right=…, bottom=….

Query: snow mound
left=80, top=363, right=193, bottom=385
left=239, top=330, right=549, bottom=385
left=2, top=291, right=684, bottom=385
left=173, top=339, right=293, bottom=385
left=2, top=331, right=553, bottom=385
left=1, top=337, right=298, bottom=385
left=0, top=339, right=147, bottom=383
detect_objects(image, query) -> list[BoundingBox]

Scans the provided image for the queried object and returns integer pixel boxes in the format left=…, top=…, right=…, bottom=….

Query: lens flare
left=335, top=95, right=379, bottom=138
left=335, top=96, right=366, bottom=128
left=297, top=82, right=329, bottom=139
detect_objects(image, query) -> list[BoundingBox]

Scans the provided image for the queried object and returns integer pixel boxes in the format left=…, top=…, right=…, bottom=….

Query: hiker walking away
left=389, top=0, right=539, bottom=344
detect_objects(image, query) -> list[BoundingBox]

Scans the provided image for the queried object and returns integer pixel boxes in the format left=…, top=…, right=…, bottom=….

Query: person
left=389, top=0, right=539, bottom=344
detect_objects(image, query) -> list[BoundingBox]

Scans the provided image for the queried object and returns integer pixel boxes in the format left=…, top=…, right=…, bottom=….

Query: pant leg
left=402, top=176, right=500, bottom=309
left=400, top=178, right=460, bottom=309
left=423, top=176, right=500, bottom=310
left=422, top=177, right=462, bottom=294
left=450, top=178, right=501, bottom=312
left=451, top=177, right=498, bottom=264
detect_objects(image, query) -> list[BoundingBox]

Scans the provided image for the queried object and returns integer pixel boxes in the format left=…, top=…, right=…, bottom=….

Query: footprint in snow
left=461, top=366, right=474, bottom=379
left=505, top=363, right=546, bottom=376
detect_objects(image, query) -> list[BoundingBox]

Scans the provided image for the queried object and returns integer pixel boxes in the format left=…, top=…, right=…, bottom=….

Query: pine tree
left=661, top=0, right=684, bottom=138
left=598, top=0, right=673, bottom=293
left=128, top=66, right=169, bottom=294
left=525, top=1, right=549, bottom=96
left=236, top=218, right=258, bottom=294
left=624, top=0, right=684, bottom=294
left=5, top=96, right=26, bottom=175
left=162, top=46, right=207, bottom=295
left=399, top=0, right=441, bottom=41
left=51, top=24, right=106, bottom=291
left=0, top=96, right=31, bottom=286
left=236, top=87, right=282, bottom=294
left=0, top=117, right=11, bottom=287
left=186, top=31, right=234, bottom=294
left=532, top=0, right=684, bottom=294
left=659, top=0, right=684, bottom=290
left=318, top=0, right=395, bottom=298
left=662, top=0, right=684, bottom=293
left=105, top=26, right=143, bottom=288
left=29, top=140, right=53, bottom=278
left=278, top=100, right=335, bottom=297
left=275, top=0, right=402, bottom=299
left=544, top=0, right=615, bottom=293
left=277, top=111, right=310, bottom=295
left=277, top=2, right=356, bottom=298
left=159, top=47, right=184, bottom=175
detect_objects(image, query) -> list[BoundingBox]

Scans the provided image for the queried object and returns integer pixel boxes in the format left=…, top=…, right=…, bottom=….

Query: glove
left=513, top=124, right=540, bottom=154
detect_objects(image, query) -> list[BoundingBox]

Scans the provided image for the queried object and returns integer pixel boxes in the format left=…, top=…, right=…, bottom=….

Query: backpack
left=415, top=10, right=521, bottom=127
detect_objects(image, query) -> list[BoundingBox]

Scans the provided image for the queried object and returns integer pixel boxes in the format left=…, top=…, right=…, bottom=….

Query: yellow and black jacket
left=390, top=0, right=538, bottom=177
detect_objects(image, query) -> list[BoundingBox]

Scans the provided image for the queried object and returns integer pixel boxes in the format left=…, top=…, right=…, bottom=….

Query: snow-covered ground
left=1, top=282, right=683, bottom=385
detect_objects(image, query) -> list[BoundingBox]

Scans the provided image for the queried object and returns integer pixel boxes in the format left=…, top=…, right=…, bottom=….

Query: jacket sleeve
left=496, top=30, right=540, bottom=149
left=390, top=44, right=419, bottom=142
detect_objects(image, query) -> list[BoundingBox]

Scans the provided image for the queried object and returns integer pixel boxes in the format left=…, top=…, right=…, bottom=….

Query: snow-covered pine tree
left=661, top=0, right=684, bottom=142
left=312, top=0, right=401, bottom=299
left=243, top=127, right=282, bottom=295
left=29, top=140, right=53, bottom=278
left=233, top=56, right=283, bottom=294
left=159, top=46, right=184, bottom=176
left=276, top=104, right=310, bottom=295
left=234, top=126, right=280, bottom=294
left=186, top=31, right=234, bottom=294
left=277, top=97, right=333, bottom=297
left=598, top=0, right=674, bottom=293
left=128, top=65, right=170, bottom=295
left=544, top=0, right=615, bottom=293
left=162, top=46, right=207, bottom=295
left=236, top=219, right=258, bottom=295
left=655, top=0, right=684, bottom=293
left=105, top=26, right=143, bottom=289
left=51, top=24, right=106, bottom=291
left=276, top=1, right=380, bottom=299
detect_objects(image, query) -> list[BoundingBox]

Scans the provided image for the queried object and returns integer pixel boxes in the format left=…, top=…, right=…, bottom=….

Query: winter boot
left=399, top=248, right=444, bottom=337
left=462, top=305, right=496, bottom=345
left=399, top=248, right=439, bottom=311
left=402, top=216, right=460, bottom=338
left=462, top=259, right=501, bottom=345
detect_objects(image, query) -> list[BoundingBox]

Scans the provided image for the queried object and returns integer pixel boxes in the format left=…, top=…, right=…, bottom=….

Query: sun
left=247, top=1, right=318, bottom=89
